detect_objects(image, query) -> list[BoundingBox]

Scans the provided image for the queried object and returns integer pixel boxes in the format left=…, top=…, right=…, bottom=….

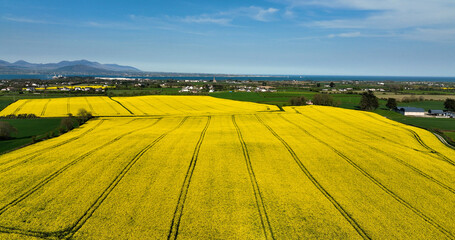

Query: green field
left=108, top=87, right=182, bottom=96
left=210, top=91, right=365, bottom=109
left=375, top=110, right=455, bottom=131
left=0, top=96, right=64, bottom=153
left=0, top=99, right=13, bottom=111
left=444, top=132, right=455, bottom=142
left=210, top=91, right=313, bottom=106
left=0, top=118, right=62, bottom=154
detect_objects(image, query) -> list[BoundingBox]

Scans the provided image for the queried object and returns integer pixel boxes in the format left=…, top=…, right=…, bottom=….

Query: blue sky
left=1, top=0, right=454, bottom=76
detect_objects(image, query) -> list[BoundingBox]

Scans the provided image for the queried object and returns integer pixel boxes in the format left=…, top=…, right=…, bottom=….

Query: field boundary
left=433, top=133, right=455, bottom=150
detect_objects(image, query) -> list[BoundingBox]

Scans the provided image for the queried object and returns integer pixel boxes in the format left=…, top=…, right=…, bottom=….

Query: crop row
left=0, top=106, right=454, bottom=239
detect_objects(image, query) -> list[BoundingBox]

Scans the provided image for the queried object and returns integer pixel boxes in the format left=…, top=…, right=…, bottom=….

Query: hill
left=0, top=59, right=141, bottom=74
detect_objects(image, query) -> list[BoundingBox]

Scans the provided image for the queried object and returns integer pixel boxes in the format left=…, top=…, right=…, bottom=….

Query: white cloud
left=282, top=0, right=455, bottom=41
left=2, top=16, right=51, bottom=24
left=328, top=31, right=361, bottom=38
left=218, top=6, right=280, bottom=22
left=402, top=28, right=455, bottom=42
left=160, top=6, right=281, bottom=27
left=284, top=9, right=295, bottom=19
left=181, top=16, right=232, bottom=25
left=249, top=7, right=279, bottom=22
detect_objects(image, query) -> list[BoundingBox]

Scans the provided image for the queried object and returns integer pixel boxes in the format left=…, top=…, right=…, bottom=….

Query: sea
left=0, top=74, right=454, bottom=82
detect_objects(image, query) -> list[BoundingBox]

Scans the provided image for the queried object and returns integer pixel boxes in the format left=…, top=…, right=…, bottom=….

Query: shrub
left=359, top=91, right=379, bottom=111
left=289, top=96, right=307, bottom=106
left=312, top=94, right=339, bottom=107
left=386, top=98, right=397, bottom=110
left=444, top=98, right=455, bottom=112
left=0, top=121, right=17, bottom=140
left=77, top=109, right=93, bottom=124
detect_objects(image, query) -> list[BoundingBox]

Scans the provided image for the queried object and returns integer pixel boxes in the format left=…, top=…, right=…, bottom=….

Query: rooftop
left=398, top=107, right=425, bottom=112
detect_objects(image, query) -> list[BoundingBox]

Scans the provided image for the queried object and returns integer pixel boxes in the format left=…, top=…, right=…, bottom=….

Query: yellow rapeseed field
left=0, top=96, right=279, bottom=117
left=0, top=97, right=454, bottom=239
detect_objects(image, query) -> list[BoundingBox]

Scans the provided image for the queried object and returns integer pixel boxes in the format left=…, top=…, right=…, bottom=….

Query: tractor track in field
left=358, top=112, right=455, bottom=166
left=135, top=99, right=154, bottom=115
left=310, top=107, right=453, bottom=166
left=232, top=115, right=275, bottom=240
left=0, top=119, right=106, bottom=169
left=12, top=100, right=30, bottom=115
left=66, top=98, right=70, bottom=115
left=0, top=118, right=142, bottom=174
left=117, top=99, right=147, bottom=115
left=137, top=97, right=172, bottom=115
left=352, top=111, right=455, bottom=166
left=276, top=113, right=454, bottom=239
left=407, top=129, right=454, bottom=166
left=254, top=114, right=371, bottom=240
left=0, top=118, right=163, bottom=217
left=40, top=99, right=51, bottom=116
left=155, top=97, right=186, bottom=115
left=84, top=97, right=95, bottom=114
left=102, top=97, right=122, bottom=115
left=0, top=225, right=50, bottom=239
left=0, top=117, right=178, bottom=239
left=64, top=117, right=188, bottom=239
left=167, top=116, right=211, bottom=240
left=293, top=110, right=455, bottom=195
left=171, top=98, right=200, bottom=112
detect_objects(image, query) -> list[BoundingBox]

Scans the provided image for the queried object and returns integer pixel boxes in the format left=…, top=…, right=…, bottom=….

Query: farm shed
left=398, top=107, right=425, bottom=116
left=428, top=109, right=444, bottom=116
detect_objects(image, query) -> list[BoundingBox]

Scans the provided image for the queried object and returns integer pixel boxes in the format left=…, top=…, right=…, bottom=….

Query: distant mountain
left=55, top=64, right=114, bottom=73
left=0, top=60, right=141, bottom=74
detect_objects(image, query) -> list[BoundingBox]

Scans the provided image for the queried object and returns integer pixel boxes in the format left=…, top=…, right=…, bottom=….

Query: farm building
left=428, top=109, right=444, bottom=116
left=397, top=107, right=425, bottom=116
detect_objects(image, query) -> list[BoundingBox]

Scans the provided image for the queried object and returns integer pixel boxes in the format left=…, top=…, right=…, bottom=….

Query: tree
left=316, top=83, right=321, bottom=87
left=289, top=96, right=307, bottom=106
left=77, top=108, right=93, bottom=124
left=60, top=116, right=75, bottom=133
left=312, top=93, right=339, bottom=106
left=359, top=91, right=379, bottom=110
left=329, top=82, right=335, bottom=88
left=0, top=121, right=17, bottom=140
left=445, top=98, right=455, bottom=111
left=386, top=98, right=397, bottom=110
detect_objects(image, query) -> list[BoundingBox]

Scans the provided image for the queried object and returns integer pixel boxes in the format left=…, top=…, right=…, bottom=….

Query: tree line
left=290, top=92, right=455, bottom=112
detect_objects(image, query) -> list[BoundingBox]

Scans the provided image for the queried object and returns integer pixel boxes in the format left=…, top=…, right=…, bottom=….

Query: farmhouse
left=255, top=86, right=276, bottom=92
left=397, top=107, right=425, bottom=116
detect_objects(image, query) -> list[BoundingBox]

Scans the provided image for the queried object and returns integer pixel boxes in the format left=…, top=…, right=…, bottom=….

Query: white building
left=398, top=107, right=425, bottom=116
